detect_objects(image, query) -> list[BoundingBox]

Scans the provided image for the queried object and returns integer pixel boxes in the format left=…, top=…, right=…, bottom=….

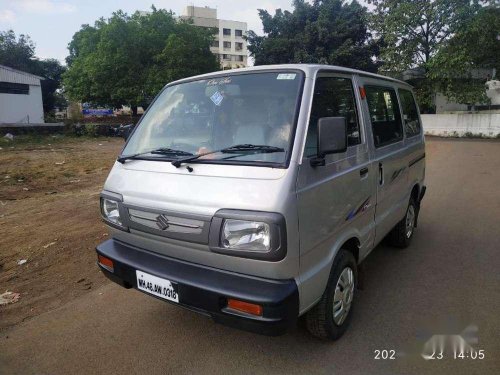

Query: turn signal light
left=227, top=298, right=263, bottom=316
left=98, top=254, right=114, bottom=272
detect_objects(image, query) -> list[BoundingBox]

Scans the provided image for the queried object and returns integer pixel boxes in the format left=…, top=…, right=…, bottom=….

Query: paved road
left=1, top=138, right=499, bottom=375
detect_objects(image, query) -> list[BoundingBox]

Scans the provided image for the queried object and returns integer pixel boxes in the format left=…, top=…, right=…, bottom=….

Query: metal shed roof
left=0, top=65, right=44, bottom=86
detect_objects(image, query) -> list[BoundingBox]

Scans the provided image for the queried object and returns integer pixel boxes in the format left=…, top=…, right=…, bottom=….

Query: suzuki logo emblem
left=156, top=214, right=170, bottom=230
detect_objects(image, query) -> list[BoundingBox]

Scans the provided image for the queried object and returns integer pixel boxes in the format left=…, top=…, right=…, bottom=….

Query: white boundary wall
left=421, top=114, right=500, bottom=137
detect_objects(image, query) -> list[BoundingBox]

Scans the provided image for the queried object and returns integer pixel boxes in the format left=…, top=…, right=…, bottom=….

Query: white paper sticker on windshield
left=277, top=73, right=296, bottom=80
left=210, top=91, right=224, bottom=106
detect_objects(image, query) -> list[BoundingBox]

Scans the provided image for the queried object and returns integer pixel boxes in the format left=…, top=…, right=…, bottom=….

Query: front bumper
left=96, top=239, right=299, bottom=336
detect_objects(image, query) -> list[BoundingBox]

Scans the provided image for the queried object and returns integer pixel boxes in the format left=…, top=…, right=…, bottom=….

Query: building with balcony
left=180, top=6, right=248, bottom=69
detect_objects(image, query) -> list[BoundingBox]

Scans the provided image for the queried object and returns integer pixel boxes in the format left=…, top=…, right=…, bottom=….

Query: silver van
left=96, top=64, right=426, bottom=339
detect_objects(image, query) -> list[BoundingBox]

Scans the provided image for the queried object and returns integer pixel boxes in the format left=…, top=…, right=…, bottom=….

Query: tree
left=247, top=0, right=380, bottom=72
left=429, top=6, right=500, bottom=105
left=0, top=30, right=37, bottom=71
left=0, top=30, right=66, bottom=113
left=368, top=0, right=496, bottom=111
left=63, top=8, right=219, bottom=114
left=35, top=59, right=67, bottom=112
left=146, top=22, right=220, bottom=95
left=368, top=0, right=487, bottom=71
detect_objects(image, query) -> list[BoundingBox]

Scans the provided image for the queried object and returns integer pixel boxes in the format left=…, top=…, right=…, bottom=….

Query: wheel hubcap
left=333, top=267, right=354, bottom=325
left=406, top=205, right=415, bottom=239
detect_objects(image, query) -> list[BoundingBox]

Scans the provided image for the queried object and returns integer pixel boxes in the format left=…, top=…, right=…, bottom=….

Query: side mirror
left=311, top=117, right=347, bottom=167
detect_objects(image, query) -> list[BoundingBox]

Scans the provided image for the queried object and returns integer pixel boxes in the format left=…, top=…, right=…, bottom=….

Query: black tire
left=305, top=250, right=357, bottom=340
left=389, top=197, right=417, bottom=248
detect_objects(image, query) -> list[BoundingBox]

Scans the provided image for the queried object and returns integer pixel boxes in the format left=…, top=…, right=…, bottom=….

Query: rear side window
left=305, top=76, right=361, bottom=157
left=399, top=89, right=421, bottom=137
left=366, top=86, right=403, bottom=147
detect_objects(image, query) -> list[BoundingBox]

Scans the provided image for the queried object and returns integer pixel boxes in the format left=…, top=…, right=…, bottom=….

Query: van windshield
left=122, top=71, right=303, bottom=166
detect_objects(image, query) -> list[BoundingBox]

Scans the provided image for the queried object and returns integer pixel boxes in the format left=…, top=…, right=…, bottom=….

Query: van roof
left=168, top=64, right=411, bottom=87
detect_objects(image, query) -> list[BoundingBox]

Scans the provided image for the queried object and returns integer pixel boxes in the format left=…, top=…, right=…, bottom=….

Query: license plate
left=136, top=270, right=179, bottom=303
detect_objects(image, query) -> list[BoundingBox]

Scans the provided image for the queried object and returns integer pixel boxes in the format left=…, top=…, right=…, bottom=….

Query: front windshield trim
left=119, top=69, right=306, bottom=169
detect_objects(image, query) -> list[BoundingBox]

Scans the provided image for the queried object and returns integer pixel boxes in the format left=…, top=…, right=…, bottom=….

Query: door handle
left=378, top=162, right=384, bottom=185
left=360, top=167, right=369, bottom=177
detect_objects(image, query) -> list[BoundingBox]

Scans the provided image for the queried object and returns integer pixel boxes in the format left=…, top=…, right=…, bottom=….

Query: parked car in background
left=96, top=64, right=426, bottom=339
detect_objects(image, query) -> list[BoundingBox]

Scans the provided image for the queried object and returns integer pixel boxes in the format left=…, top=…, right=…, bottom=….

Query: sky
left=0, top=0, right=298, bottom=64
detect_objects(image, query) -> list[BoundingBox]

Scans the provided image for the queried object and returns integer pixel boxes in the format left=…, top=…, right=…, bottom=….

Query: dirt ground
left=0, top=137, right=499, bottom=375
left=0, top=135, right=123, bottom=330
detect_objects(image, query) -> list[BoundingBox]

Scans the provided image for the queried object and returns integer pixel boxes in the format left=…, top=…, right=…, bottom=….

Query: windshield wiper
left=221, top=144, right=285, bottom=153
left=117, top=148, right=193, bottom=164
left=171, top=144, right=285, bottom=168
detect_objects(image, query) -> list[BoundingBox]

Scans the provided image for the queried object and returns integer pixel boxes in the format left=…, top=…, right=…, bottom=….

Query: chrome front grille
left=125, top=206, right=211, bottom=244
left=129, top=209, right=204, bottom=234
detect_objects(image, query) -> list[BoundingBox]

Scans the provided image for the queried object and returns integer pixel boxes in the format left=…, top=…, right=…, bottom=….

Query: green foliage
left=36, top=59, right=67, bottom=112
left=0, top=30, right=36, bottom=71
left=429, top=6, right=500, bottom=104
left=0, top=30, right=66, bottom=113
left=63, top=8, right=219, bottom=110
left=247, top=0, right=379, bottom=72
left=368, top=0, right=486, bottom=70
left=83, top=124, right=98, bottom=137
left=413, top=82, right=438, bottom=113
left=368, top=0, right=498, bottom=108
left=148, top=22, right=220, bottom=92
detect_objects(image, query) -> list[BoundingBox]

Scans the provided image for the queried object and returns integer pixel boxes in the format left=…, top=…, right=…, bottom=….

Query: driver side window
left=305, top=76, right=361, bottom=157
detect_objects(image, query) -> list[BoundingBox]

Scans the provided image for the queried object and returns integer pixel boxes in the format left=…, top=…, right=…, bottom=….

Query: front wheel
left=305, top=250, right=357, bottom=340
left=389, top=197, right=417, bottom=248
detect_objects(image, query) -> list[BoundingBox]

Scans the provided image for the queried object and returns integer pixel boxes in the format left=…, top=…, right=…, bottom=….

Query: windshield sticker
left=210, top=91, right=224, bottom=106
left=277, top=73, right=296, bottom=80
left=207, top=77, right=232, bottom=86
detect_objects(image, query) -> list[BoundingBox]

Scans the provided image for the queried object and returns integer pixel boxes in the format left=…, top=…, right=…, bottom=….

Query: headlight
left=209, top=210, right=287, bottom=261
left=222, top=220, right=271, bottom=252
left=100, top=197, right=124, bottom=228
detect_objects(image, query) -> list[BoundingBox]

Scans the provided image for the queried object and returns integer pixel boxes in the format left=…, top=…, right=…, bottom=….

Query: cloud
left=0, top=9, right=16, bottom=24
left=15, top=0, right=76, bottom=15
